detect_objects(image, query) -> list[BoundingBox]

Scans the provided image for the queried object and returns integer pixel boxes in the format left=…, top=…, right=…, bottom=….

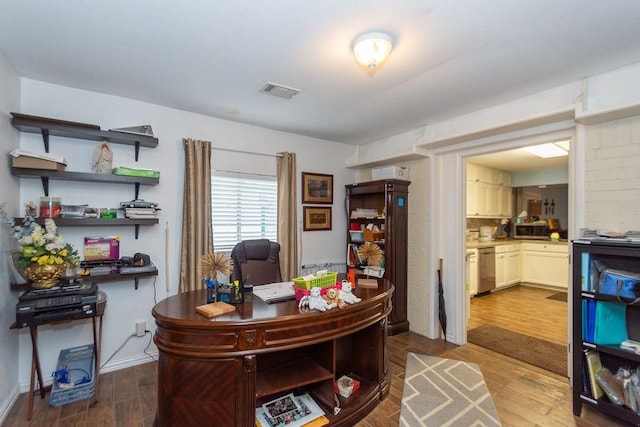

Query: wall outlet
left=136, top=320, right=146, bottom=337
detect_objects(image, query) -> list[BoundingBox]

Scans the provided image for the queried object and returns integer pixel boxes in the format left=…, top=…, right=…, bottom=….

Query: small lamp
left=352, top=32, right=393, bottom=77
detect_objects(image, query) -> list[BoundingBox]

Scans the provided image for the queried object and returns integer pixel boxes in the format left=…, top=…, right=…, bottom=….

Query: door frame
left=428, top=119, right=584, bottom=348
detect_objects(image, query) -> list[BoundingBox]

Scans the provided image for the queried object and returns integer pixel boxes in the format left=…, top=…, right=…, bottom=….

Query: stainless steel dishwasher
left=477, top=246, right=496, bottom=294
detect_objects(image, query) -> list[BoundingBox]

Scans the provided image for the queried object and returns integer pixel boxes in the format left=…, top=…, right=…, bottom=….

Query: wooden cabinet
left=572, top=240, right=640, bottom=425
left=346, top=179, right=409, bottom=335
left=521, top=242, right=568, bottom=288
left=152, top=283, right=393, bottom=427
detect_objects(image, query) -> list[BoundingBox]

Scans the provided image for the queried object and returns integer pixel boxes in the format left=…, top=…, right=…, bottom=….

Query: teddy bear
left=307, top=286, right=337, bottom=312
left=339, top=281, right=361, bottom=304
left=323, top=287, right=346, bottom=309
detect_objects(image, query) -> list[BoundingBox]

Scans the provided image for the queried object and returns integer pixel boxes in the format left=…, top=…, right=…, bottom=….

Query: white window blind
left=211, top=172, right=277, bottom=251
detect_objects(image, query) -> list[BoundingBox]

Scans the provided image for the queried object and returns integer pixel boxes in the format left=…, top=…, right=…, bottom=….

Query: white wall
left=584, top=116, right=640, bottom=231
left=0, top=53, right=21, bottom=422
left=13, top=79, right=356, bottom=390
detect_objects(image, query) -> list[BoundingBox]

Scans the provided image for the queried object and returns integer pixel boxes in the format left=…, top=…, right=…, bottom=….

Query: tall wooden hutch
left=345, top=179, right=410, bottom=335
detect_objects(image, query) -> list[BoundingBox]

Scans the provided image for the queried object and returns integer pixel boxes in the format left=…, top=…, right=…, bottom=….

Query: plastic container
left=40, top=196, right=61, bottom=218
left=292, top=272, right=338, bottom=290
left=50, top=344, right=95, bottom=407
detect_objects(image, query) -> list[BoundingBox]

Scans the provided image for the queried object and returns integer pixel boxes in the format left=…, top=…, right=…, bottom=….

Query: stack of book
left=255, top=393, right=327, bottom=427
left=124, top=207, right=158, bottom=219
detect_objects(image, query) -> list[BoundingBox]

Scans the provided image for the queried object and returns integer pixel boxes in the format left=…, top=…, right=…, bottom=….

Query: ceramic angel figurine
left=307, top=287, right=336, bottom=312
left=339, top=281, right=361, bottom=304
left=92, top=141, right=113, bottom=173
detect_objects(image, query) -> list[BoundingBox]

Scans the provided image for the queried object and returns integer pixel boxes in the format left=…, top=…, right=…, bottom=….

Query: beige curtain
left=277, top=152, right=298, bottom=281
left=179, top=138, right=213, bottom=293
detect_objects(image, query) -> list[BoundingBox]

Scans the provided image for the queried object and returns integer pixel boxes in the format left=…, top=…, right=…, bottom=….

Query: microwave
left=514, top=222, right=549, bottom=240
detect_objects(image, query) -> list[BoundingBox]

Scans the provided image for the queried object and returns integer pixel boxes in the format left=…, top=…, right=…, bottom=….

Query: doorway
left=429, top=121, right=581, bottom=347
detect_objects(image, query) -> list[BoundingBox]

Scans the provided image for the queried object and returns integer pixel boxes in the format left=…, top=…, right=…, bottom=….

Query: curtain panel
left=179, top=138, right=214, bottom=293
left=277, top=152, right=298, bottom=281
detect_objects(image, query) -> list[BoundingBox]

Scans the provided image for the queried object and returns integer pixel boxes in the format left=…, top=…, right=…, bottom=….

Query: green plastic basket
left=292, top=272, right=338, bottom=290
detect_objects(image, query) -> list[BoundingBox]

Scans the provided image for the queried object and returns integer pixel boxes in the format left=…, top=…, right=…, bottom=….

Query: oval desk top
left=152, top=280, right=394, bottom=356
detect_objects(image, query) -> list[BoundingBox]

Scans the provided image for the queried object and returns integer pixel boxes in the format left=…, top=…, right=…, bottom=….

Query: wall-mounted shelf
left=15, top=217, right=158, bottom=239
left=11, top=167, right=159, bottom=199
left=79, top=270, right=158, bottom=290
left=11, top=113, right=158, bottom=161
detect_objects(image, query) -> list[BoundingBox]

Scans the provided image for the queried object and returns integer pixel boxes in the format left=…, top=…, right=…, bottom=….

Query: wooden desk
left=152, top=280, right=393, bottom=427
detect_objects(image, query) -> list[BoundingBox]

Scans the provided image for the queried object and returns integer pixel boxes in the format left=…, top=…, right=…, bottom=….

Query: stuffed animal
left=308, top=287, right=336, bottom=312
left=323, top=287, right=346, bottom=309
left=339, top=281, right=361, bottom=304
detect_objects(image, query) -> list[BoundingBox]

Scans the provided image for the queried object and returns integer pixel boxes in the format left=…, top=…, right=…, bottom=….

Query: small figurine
left=92, top=141, right=113, bottom=174
left=339, top=281, right=361, bottom=304
left=323, top=287, right=346, bottom=309
left=307, top=287, right=336, bottom=312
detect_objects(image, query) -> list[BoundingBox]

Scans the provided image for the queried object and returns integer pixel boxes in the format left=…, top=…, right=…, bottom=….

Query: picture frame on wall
left=302, top=172, right=333, bottom=204
left=303, top=206, right=332, bottom=231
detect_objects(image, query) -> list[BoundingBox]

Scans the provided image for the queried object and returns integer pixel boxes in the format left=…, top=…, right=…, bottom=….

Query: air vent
left=260, top=82, right=301, bottom=100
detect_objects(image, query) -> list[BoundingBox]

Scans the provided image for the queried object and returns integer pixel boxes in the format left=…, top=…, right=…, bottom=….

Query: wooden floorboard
left=2, top=285, right=634, bottom=426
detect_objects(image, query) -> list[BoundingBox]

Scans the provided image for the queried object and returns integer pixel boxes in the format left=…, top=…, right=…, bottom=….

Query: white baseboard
left=0, top=386, right=20, bottom=426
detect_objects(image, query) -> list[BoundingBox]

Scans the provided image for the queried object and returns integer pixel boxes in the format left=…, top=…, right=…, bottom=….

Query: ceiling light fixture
left=523, top=142, right=570, bottom=158
left=352, top=32, right=393, bottom=77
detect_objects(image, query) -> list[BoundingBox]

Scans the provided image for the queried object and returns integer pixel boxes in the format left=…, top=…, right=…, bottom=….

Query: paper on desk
left=252, top=281, right=295, bottom=303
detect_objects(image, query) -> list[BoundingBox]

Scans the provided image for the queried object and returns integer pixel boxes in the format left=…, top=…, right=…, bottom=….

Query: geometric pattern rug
left=400, top=353, right=501, bottom=426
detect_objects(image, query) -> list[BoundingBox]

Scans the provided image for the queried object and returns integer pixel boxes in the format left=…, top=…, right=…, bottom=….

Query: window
left=211, top=172, right=277, bottom=251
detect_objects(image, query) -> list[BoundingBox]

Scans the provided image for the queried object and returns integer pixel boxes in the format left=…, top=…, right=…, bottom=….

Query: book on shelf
left=593, top=301, right=628, bottom=345
left=584, top=350, right=604, bottom=399
left=255, top=392, right=326, bottom=427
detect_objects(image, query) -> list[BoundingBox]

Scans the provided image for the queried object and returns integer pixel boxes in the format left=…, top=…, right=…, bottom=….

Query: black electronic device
left=133, top=253, right=151, bottom=266
left=16, top=283, right=98, bottom=327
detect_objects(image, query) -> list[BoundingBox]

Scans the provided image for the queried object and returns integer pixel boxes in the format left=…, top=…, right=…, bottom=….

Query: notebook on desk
left=252, top=281, right=296, bottom=303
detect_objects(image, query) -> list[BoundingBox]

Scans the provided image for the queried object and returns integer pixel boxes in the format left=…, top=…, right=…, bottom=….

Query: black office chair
left=230, top=239, right=282, bottom=285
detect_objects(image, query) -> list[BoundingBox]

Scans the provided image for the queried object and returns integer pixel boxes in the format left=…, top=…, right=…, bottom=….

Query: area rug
left=400, top=353, right=501, bottom=427
left=467, top=325, right=567, bottom=377
left=546, top=292, right=567, bottom=302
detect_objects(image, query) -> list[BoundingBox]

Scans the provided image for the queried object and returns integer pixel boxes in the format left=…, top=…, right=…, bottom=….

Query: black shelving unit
left=572, top=239, right=640, bottom=425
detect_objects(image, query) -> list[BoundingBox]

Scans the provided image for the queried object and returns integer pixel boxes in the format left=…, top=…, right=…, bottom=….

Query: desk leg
left=28, top=325, right=45, bottom=420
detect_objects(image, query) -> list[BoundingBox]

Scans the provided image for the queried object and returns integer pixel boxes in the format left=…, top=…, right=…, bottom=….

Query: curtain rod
left=213, top=169, right=275, bottom=178
left=212, top=147, right=283, bottom=158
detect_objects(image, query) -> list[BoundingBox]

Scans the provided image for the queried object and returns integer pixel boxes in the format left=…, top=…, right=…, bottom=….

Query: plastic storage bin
left=50, top=344, right=95, bottom=407
left=292, top=272, right=338, bottom=290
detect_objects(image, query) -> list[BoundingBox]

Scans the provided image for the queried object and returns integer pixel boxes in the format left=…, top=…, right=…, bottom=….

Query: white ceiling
left=1, top=1, right=640, bottom=147
left=468, top=145, right=569, bottom=173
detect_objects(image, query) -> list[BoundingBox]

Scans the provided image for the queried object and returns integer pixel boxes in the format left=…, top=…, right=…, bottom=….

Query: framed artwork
left=302, top=172, right=333, bottom=204
left=303, top=206, right=332, bottom=231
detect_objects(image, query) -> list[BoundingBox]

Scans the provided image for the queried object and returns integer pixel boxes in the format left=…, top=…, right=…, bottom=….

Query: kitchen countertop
left=466, top=239, right=569, bottom=249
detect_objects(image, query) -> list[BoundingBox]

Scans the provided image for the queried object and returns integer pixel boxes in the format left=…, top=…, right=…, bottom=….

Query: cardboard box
left=84, top=236, right=120, bottom=261
left=12, top=156, right=66, bottom=171
left=371, top=166, right=409, bottom=181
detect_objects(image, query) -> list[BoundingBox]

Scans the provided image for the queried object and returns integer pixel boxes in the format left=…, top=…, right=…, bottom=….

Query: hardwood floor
left=2, top=285, right=633, bottom=426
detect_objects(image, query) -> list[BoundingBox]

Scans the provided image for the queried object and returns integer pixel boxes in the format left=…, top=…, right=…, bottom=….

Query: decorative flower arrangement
left=0, top=204, right=79, bottom=268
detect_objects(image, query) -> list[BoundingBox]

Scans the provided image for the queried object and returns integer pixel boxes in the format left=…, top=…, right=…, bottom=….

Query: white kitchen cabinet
left=521, top=242, right=569, bottom=288
left=466, top=249, right=478, bottom=296
left=466, top=181, right=489, bottom=216
left=506, top=245, right=521, bottom=285
left=466, top=163, right=512, bottom=218
left=495, top=246, right=507, bottom=288
left=495, top=244, right=520, bottom=288
left=498, top=186, right=513, bottom=217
